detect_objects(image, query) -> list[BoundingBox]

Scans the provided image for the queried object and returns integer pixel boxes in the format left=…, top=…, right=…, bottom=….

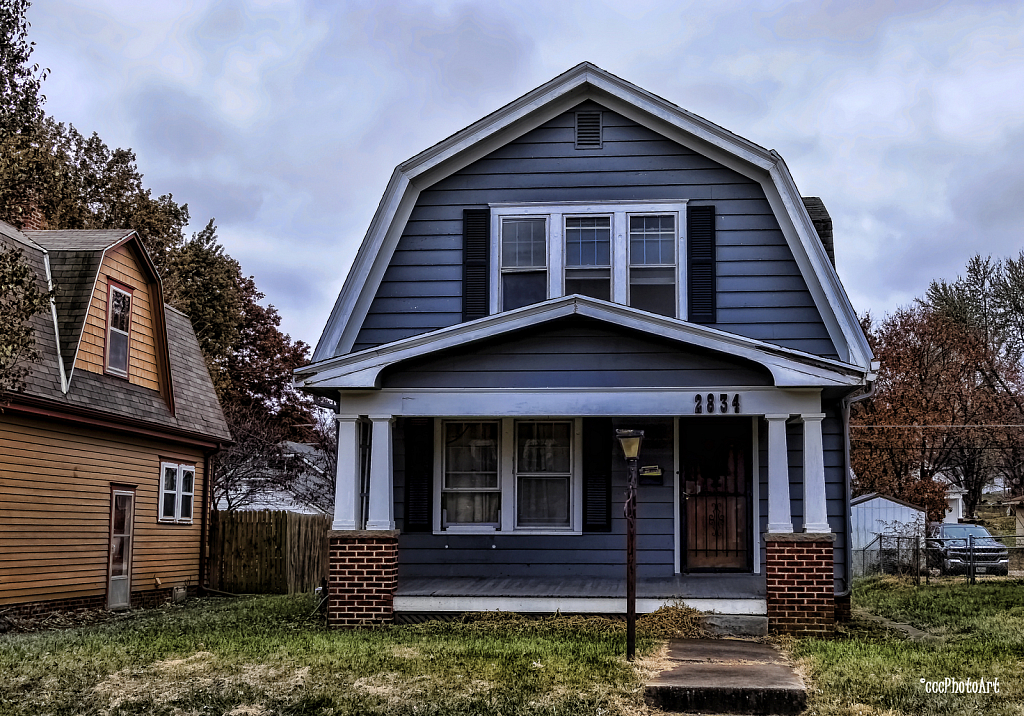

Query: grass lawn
left=794, top=577, right=1024, bottom=716
left=0, top=595, right=685, bottom=716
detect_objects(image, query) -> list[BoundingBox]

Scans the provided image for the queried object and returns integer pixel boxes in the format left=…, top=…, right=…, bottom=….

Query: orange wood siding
left=74, top=245, right=162, bottom=391
left=0, top=413, right=206, bottom=607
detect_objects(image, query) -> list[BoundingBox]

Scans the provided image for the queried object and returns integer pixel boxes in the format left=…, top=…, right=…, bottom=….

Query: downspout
left=837, top=372, right=877, bottom=597
left=199, top=448, right=217, bottom=595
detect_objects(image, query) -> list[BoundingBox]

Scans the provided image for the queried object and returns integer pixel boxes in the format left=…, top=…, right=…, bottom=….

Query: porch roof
left=297, top=295, right=874, bottom=393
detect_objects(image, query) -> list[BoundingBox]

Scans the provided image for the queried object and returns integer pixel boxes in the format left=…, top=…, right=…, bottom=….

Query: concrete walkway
left=645, top=638, right=806, bottom=715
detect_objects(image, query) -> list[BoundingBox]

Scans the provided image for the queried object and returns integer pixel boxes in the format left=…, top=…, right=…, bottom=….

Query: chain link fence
left=853, top=531, right=1024, bottom=583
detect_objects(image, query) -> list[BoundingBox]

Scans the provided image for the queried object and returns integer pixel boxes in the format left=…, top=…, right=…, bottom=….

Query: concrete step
left=645, top=638, right=806, bottom=715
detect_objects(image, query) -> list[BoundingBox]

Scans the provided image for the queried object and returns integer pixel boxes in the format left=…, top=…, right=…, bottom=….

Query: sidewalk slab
left=645, top=638, right=806, bottom=715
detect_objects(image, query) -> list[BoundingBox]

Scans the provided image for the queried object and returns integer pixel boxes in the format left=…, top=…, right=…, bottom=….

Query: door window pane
left=110, top=536, right=127, bottom=576
left=113, top=494, right=130, bottom=534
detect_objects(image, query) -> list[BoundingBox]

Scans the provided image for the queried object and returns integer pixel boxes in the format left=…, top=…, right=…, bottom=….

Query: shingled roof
left=0, top=219, right=230, bottom=443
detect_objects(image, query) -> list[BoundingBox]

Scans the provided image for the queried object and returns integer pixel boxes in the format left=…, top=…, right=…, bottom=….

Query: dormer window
left=106, top=283, right=132, bottom=377
left=500, top=218, right=547, bottom=311
left=489, top=200, right=695, bottom=320
left=564, top=216, right=611, bottom=301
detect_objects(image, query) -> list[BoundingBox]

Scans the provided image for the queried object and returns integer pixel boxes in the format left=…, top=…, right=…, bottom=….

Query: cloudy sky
left=26, top=0, right=1024, bottom=350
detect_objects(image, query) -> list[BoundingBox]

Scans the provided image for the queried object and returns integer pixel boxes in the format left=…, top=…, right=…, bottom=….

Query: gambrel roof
left=311, top=62, right=873, bottom=373
left=0, top=219, right=230, bottom=443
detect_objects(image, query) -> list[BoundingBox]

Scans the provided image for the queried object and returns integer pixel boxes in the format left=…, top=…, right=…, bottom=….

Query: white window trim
left=489, top=200, right=689, bottom=319
left=106, top=284, right=132, bottom=377
left=159, top=461, right=196, bottom=524
left=433, top=417, right=583, bottom=535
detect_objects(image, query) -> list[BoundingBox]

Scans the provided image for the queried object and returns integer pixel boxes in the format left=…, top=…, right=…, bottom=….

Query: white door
left=107, top=489, right=135, bottom=609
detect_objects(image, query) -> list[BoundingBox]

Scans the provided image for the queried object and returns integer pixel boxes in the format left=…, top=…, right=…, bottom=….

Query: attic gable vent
left=575, top=111, right=602, bottom=149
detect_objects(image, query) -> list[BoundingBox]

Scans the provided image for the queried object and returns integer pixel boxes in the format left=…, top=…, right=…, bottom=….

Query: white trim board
left=394, top=596, right=767, bottom=615
left=309, top=62, right=873, bottom=370
left=334, top=386, right=824, bottom=418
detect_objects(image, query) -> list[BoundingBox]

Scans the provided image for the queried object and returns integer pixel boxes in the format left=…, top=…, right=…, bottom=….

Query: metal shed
left=850, top=493, right=926, bottom=550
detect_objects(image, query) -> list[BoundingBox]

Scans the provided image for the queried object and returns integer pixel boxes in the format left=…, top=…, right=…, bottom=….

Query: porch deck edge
left=393, top=596, right=767, bottom=615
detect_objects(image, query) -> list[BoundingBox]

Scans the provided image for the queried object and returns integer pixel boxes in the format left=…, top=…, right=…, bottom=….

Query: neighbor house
left=0, top=220, right=230, bottom=614
left=296, top=64, right=876, bottom=634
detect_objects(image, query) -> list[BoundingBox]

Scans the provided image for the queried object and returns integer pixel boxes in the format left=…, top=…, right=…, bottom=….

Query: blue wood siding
left=381, top=317, right=773, bottom=389
left=394, top=417, right=678, bottom=580
left=353, top=100, right=837, bottom=358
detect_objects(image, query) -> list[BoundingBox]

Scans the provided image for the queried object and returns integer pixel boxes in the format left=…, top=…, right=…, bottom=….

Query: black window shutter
left=582, top=417, right=613, bottom=532
left=463, top=208, right=490, bottom=321
left=687, top=205, right=716, bottom=324
left=402, top=418, right=434, bottom=532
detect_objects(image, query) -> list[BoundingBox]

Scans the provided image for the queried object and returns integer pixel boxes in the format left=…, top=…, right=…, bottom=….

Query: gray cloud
left=27, top=0, right=1024, bottom=347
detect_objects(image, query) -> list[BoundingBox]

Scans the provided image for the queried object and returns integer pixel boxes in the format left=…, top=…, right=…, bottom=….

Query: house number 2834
left=693, top=393, right=740, bottom=414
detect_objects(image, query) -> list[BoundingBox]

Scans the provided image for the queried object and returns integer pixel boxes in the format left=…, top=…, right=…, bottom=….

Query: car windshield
left=942, top=525, right=992, bottom=539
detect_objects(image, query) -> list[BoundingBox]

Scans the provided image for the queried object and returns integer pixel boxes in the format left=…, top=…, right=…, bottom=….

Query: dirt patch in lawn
left=93, top=651, right=310, bottom=712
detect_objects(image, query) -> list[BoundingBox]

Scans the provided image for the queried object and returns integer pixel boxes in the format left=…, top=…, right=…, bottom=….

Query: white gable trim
left=298, top=296, right=869, bottom=391
left=311, top=62, right=872, bottom=370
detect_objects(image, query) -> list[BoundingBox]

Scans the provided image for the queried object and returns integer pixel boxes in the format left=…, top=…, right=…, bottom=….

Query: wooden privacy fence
left=208, top=510, right=329, bottom=594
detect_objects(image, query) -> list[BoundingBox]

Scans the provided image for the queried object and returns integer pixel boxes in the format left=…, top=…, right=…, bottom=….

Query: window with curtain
left=515, top=421, right=572, bottom=528
left=442, top=421, right=500, bottom=526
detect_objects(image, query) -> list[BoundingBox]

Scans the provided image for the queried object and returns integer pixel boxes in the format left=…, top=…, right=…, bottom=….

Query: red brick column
left=327, top=530, right=399, bottom=627
left=765, top=532, right=835, bottom=635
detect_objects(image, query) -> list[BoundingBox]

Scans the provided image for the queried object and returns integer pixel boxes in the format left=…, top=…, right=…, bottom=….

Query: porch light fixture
left=615, top=428, right=643, bottom=661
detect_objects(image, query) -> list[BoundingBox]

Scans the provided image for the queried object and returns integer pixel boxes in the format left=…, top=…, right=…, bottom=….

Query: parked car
left=927, top=524, right=1009, bottom=576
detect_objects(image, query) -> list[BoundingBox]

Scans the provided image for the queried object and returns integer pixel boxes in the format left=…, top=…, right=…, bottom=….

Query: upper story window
left=489, top=201, right=687, bottom=319
left=629, top=214, right=676, bottom=317
left=565, top=216, right=611, bottom=301
left=500, top=218, right=547, bottom=311
left=106, top=282, right=133, bottom=377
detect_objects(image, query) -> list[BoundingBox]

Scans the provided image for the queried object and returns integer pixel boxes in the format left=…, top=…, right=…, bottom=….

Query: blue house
left=297, top=64, right=876, bottom=634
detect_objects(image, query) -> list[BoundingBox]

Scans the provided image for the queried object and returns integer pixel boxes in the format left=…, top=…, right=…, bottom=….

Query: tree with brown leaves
left=852, top=306, right=1022, bottom=520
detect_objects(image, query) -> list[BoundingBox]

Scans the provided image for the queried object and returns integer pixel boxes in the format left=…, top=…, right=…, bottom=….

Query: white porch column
left=801, top=413, right=831, bottom=533
left=766, top=414, right=793, bottom=533
left=365, top=415, right=395, bottom=530
left=332, top=416, right=361, bottom=531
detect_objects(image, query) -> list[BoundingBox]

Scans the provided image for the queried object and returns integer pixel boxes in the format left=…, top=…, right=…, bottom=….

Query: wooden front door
left=107, top=488, right=136, bottom=609
left=679, top=418, right=752, bottom=571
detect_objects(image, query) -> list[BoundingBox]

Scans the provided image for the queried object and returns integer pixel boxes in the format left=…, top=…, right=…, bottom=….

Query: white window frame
left=489, top=200, right=688, bottom=319
left=433, top=417, right=583, bottom=535
left=106, top=283, right=132, bottom=377
left=159, top=461, right=196, bottom=524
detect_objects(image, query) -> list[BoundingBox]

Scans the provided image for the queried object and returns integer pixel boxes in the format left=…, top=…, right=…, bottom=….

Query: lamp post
left=616, top=428, right=643, bottom=661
